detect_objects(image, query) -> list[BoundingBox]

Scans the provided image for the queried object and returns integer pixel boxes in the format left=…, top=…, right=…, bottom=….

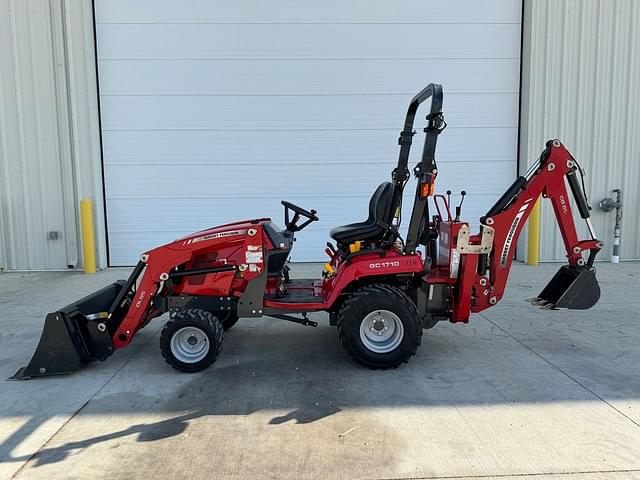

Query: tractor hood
left=176, top=218, right=272, bottom=245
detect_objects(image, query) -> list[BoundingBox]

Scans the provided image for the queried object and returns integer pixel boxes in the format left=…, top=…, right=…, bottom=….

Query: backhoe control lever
left=454, top=191, right=466, bottom=222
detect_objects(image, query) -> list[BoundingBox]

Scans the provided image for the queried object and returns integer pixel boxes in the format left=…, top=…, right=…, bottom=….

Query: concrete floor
left=0, top=262, right=639, bottom=480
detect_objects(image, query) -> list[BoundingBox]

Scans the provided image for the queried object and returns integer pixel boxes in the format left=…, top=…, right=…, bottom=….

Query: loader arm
left=453, top=140, right=602, bottom=321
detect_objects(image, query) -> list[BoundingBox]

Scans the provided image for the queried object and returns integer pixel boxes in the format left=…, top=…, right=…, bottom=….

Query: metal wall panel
left=0, top=0, right=106, bottom=270
left=520, top=0, right=640, bottom=261
left=0, top=0, right=75, bottom=270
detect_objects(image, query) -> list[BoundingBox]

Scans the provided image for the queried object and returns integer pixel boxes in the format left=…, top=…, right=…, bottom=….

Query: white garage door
left=95, top=1, right=522, bottom=265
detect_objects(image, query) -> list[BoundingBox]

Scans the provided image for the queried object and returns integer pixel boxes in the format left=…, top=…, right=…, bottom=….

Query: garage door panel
left=105, top=160, right=513, bottom=201
left=106, top=194, right=502, bottom=233
left=98, top=58, right=520, bottom=96
left=106, top=196, right=372, bottom=265
left=102, top=130, right=399, bottom=164
left=96, top=23, right=521, bottom=60
left=100, top=93, right=518, bottom=131
left=106, top=192, right=502, bottom=264
left=104, top=163, right=391, bottom=200
left=105, top=197, right=368, bottom=233
left=102, top=128, right=517, bottom=165
left=96, top=0, right=521, bottom=24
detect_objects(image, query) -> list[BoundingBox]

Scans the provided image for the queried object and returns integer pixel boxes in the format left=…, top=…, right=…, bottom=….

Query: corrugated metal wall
left=0, top=0, right=106, bottom=270
left=520, top=0, right=640, bottom=261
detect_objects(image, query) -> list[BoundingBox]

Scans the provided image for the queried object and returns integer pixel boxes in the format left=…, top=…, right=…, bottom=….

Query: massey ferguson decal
left=185, top=229, right=246, bottom=245
left=500, top=200, right=532, bottom=266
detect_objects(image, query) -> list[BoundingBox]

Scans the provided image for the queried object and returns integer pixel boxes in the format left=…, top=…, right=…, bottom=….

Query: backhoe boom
left=453, top=140, right=602, bottom=321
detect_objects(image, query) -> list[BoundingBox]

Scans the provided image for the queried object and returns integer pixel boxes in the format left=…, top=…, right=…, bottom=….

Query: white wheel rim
left=359, top=310, right=404, bottom=354
left=170, top=326, right=210, bottom=363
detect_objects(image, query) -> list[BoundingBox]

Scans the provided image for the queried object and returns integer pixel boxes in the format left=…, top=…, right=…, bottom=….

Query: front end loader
left=14, top=83, right=602, bottom=379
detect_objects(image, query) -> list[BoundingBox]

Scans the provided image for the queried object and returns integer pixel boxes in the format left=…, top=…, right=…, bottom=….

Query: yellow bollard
left=80, top=199, right=96, bottom=273
left=527, top=198, right=541, bottom=266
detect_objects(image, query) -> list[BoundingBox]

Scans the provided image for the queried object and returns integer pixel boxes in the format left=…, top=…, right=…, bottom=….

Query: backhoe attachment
left=453, top=139, right=603, bottom=320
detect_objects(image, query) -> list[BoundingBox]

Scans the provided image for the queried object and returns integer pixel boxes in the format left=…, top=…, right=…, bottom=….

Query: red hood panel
left=177, top=218, right=271, bottom=243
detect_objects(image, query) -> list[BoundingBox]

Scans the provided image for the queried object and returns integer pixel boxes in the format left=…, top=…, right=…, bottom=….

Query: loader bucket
left=529, top=266, right=600, bottom=310
left=11, top=280, right=126, bottom=380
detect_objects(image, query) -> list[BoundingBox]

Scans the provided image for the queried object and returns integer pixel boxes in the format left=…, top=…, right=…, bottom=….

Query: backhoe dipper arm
left=454, top=140, right=602, bottom=321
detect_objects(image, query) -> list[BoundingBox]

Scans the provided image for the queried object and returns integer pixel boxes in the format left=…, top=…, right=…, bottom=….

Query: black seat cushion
left=330, top=182, right=394, bottom=245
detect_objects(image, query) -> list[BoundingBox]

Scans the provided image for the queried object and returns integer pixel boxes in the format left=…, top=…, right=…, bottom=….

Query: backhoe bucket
left=529, top=266, right=600, bottom=310
left=11, top=281, right=126, bottom=380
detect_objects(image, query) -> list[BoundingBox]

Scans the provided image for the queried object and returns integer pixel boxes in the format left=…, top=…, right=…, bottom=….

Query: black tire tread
left=160, top=309, right=223, bottom=372
left=337, top=283, right=422, bottom=369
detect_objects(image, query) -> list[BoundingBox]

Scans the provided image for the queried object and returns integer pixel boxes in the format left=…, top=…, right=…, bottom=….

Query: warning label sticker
left=246, top=245, right=263, bottom=264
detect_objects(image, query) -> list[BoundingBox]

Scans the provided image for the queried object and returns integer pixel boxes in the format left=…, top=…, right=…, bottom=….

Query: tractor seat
left=330, top=182, right=395, bottom=246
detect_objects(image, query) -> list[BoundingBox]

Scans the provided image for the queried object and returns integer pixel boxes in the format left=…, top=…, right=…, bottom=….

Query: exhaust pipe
left=11, top=281, right=126, bottom=380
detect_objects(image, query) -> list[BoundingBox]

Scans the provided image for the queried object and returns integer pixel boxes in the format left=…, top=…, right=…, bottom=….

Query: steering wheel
left=281, top=200, right=319, bottom=232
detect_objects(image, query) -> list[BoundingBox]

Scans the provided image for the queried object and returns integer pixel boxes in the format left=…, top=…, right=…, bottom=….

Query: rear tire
left=160, top=309, right=223, bottom=373
left=338, top=284, right=422, bottom=369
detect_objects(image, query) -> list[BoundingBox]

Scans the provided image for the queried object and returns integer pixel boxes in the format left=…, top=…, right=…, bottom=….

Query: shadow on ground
left=1, top=262, right=639, bottom=476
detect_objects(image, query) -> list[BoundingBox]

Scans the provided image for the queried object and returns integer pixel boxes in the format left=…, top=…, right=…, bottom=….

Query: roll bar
left=392, top=83, right=444, bottom=190
left=404, top=83, right=444, bottom=129
left=389, top=83, right=445, bottom=254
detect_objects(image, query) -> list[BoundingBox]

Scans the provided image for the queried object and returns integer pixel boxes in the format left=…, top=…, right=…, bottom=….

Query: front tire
left=160, top=309, right=223, bottom=373
left=338, top=284, right=422, bottom=369
left=218, top=312, right=239, bottom=331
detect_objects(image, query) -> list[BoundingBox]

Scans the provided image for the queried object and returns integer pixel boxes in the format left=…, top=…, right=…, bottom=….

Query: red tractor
left=15, top=84, right=602, bottom=379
